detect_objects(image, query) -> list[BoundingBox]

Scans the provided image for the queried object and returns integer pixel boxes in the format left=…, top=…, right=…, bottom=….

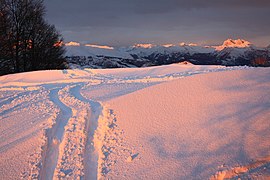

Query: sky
left=44, top=0, right=270, bottom=47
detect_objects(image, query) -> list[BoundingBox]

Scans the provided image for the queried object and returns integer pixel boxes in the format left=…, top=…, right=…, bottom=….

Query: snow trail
left=70, top=84, right=102, bottom=180
left=48, top=85, right=88, bottom=179
left=0, top=89, right=42, bottom=118
left=40, top=87, right=72, bottom=180
left=26, top=84, right=102, bottom=180
left=0, top=91, right=33, bottom=108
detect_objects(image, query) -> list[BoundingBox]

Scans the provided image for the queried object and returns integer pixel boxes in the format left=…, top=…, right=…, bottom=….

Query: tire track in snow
left=40, top=87, right=72, bottom=180
left=0, top=89, right=42, bottom=118
left=70, top=84, right=102, bottom=180
left=27, top=83, right=102, bottom=179
left=50, top=84, right=96, bottom=179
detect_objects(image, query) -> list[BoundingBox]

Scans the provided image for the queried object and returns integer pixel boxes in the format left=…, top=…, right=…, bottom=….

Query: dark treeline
left=0, top=0, right=66, bottom=76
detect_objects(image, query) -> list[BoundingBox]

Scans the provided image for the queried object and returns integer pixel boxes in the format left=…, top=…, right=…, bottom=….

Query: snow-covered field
left=0, top=63, right=269, bottom=179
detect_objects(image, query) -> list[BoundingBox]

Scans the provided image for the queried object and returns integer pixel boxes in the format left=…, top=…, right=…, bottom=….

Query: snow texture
left=0, top=63, right=269, bottom=179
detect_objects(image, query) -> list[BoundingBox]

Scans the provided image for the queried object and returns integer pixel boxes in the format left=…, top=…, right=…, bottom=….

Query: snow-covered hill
left=0, top=64, right=270, bottom=179
left=65, top=39, right=270, bottom=68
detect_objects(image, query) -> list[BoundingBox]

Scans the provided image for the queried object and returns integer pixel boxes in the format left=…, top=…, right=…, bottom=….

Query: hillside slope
left=0, top=64, right=269, bottom=179
left=106, top=68, right=270, bottom=179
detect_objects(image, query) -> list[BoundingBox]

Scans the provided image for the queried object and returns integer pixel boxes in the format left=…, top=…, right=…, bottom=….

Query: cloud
left=44, top=0, right=270, bottom=47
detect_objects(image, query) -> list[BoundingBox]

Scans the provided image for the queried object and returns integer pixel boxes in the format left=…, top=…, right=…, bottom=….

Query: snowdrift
left=0, top=64, right=269, bottom=179
left=106, top=68, right=270, bottom=179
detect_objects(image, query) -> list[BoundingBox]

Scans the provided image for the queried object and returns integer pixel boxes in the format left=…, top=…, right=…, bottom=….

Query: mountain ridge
left=65, top=39, right=270, bottom=68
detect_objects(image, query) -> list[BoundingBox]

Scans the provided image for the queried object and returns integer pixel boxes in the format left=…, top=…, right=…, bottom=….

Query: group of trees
left=0, top=0, right=66, bottom=75
left=251, top=57, right=269, bottom=67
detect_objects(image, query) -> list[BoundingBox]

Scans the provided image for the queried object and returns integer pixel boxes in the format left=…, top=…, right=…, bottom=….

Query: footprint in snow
left=126, top=153, right=139, bottom=162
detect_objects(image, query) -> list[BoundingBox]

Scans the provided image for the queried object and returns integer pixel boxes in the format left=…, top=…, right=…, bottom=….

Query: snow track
left=13, top=82, right=115, bottom=179
left=70, top=85, right=102, bottom=180
left=33, top=83, right=103, bottom=180
left=39, top=87, right=72, bottom=180
left=51, top=85, right=90, bottom=179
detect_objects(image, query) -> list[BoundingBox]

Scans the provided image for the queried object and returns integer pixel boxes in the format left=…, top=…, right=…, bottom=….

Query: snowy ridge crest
left=64, top=39, right=270, bottom=68
left=215, top=39, right=252, bottom=51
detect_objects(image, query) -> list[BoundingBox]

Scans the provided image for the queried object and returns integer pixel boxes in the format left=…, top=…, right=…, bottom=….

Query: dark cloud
left=44, top=0, right=270, bottom=47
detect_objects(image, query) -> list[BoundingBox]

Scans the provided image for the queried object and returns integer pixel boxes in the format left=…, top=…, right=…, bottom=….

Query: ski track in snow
left=39, top=87, right=73, bottom=180
left=51, top=85, right=90, bottom=179
left=70, top=84, right=101, bottom=180
left=0, top=65, right=253, bottom=179
left=21, top=82, right=104, bottom=180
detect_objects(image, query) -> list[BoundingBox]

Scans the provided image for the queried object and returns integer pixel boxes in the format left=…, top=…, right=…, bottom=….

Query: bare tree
left=0, top=0, right=65, bottom=75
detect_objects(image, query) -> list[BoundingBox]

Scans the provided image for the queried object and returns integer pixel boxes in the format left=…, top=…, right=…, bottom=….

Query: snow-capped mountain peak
left=85, top=44, right=114, bottom=50
left=179, top=42, right=198, bottom=47
left=162, top=44, right=174, bottom=47
left=64, top=39, right=269, bottom=68
left=65, top=41, right=80, bottom=46
left=65, top=42, right=132, bottom=59
left=132, top=43, right=156, bottom=48
left=215, top=39, right=252, bottom=51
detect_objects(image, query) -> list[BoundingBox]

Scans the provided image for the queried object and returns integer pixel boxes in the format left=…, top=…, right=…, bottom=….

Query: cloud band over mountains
left=44, top=0, right=270, bottom=47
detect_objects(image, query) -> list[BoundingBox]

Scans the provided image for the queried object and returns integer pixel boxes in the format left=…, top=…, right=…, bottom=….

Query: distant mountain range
left=65, top=39, right=270, bottom=68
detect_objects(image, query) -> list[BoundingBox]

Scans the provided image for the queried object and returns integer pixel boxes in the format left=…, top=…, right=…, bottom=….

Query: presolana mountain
left=65, top=39, right=270, bottom=68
